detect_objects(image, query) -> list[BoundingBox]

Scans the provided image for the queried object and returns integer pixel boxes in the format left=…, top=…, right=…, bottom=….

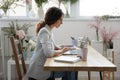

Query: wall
left=0, top=18, right=120, bottom=79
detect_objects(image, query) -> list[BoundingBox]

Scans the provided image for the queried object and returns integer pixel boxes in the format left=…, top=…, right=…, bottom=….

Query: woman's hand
left=61, top=47, right=75, bottom=53
left=53, top=47, right=76, bottom=57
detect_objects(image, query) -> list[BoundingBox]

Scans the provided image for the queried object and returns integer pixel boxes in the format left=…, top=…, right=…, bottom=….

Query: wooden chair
left=103, top=50, right=115, bottom=80
left=10, top=36, right=27, bottom=80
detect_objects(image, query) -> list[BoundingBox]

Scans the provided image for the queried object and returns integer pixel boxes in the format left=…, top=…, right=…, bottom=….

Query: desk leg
left=7, top=60, right=11, bottom=80
left=99, top=71, right=102, bottom=80
left=75, top=71, right=78, bottom=80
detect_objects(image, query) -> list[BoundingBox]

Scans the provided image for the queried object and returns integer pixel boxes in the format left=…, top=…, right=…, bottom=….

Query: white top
left=27, top=25, right=56, bottom=80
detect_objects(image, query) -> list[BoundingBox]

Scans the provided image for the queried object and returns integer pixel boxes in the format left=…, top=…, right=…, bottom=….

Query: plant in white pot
left=77, top=36, right=89, bottom=61
left=35, top=0, right=48, bottom=18
left=58, top=0, right=79, bottom=17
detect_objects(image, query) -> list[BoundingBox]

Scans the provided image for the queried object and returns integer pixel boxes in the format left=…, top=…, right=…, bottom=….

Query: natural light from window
left=79, top=0, right=120, bottom=16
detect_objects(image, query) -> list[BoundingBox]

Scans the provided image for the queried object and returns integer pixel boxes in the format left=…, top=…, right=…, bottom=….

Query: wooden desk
left=44, top=46, right=116, bottom=79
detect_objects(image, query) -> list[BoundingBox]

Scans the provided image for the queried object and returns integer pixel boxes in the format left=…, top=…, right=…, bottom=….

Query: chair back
left=10, top=36, right=27, bottom=80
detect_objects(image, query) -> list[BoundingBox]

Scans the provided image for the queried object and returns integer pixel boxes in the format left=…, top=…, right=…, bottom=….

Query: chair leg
left=99, top=71, right=103, bottom=80
left=88, top=71, right=90, bottom=80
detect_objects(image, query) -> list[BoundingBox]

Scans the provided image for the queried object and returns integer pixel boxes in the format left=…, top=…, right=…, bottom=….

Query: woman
left=27, top=7, right=77, bottom=80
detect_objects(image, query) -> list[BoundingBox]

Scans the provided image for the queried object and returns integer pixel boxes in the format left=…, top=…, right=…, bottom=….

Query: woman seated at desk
left=27, top=7, right=78, bottom=80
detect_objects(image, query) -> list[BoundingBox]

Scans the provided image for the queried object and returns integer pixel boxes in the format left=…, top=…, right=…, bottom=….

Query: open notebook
left=54, top=56, right=80, bottom=63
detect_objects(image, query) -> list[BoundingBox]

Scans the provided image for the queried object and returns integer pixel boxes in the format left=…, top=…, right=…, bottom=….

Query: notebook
left=54, top=56, right=80, bottom=63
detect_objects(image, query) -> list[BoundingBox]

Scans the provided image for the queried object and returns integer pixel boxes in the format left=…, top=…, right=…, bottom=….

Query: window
left=0, top=0, right=26, bottom=17
left=79, top=0, right=120, bottom=16
left=43, top=0, right=66, bottom=15
left=0, top=0, right=66, bottom=18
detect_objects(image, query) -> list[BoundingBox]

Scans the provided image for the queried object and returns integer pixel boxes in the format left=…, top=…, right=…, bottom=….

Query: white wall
left=0, top=18, right=120, bottom=79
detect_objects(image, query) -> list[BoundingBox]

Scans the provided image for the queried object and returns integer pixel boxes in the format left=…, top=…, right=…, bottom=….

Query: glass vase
left=95, top=28, right=99, bottom=41
left=103, top=42, right=107, bottom=57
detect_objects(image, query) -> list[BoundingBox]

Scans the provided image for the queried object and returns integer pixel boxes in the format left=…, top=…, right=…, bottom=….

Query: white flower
left=78, top=36, right=89, bottom=48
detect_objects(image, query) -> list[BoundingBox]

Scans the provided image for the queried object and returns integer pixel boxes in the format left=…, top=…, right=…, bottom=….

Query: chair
left=10, top=36, right=27, bottom=80
left=103, top=50, right=115, bottom=80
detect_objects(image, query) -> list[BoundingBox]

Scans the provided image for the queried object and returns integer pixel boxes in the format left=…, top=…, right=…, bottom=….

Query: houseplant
left=0, top=0, right=15, bottom=17
left=0, top=0, right=22, bottom=17
left=88, top=16, right=102, bottom=41
left=77, top=36, right=89, bottom=61
left=35, top=0, right=48, bottom=18
left=2, top=20, right=33, bottom=39
left=59, top=0, right=79, bottom=17
left=35, top=0, right=48, bottom=7
left=100, top=27, right=119, bottom=57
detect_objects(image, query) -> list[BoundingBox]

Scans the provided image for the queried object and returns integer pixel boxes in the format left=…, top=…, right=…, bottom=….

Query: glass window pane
left=79, top=0, right=120, bottom=16
left=9, top=0, right=26, bottom=16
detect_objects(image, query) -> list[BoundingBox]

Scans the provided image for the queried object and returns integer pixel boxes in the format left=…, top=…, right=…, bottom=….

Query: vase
left=95, top=28, right=99, bottom=41
left=78, top=48, right=88, bottom=61
left=107, top=40, right=113, bottom=49
left=82, top=48, right=88, bottom=61
left=103, top=42, right=107, bottom=57
left=107, top=49, right=113, bottom=60
left=2, top=10, right=9, bottom=18
left=37, top=7, right=44, bottom=19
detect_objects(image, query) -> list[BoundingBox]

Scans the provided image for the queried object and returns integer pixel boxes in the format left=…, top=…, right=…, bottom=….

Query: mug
left=77, top=48, right=88, bottom=61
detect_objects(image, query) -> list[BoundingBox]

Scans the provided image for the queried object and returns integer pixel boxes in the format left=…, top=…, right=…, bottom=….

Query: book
left=54, top=56, right=80, bottom=63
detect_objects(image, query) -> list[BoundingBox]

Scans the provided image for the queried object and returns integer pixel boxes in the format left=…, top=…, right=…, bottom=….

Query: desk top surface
left=44, top=46, right=116, bottom=71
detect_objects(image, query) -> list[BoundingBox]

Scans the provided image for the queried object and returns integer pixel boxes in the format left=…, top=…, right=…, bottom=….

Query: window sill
left=0, top=16, right=120, bottom=21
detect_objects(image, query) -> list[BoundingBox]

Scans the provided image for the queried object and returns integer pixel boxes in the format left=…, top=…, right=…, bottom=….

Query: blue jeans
left=49, top=71, right=78, bottom=80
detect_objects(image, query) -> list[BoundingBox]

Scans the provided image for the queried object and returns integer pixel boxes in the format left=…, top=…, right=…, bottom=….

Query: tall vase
left=95, top=28, right=99, bottom=41
left=103, top=42, right=107, bottom=57
left=107, top=40, right=113, bottom=49
left=37, top=7, right=44, bottom=19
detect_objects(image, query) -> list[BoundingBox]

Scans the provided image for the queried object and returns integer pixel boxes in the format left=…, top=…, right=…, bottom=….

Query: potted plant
left=0, top=0, right=22, bottom=17
left=88, top=16, right=102, bottom=42
left=35, top=0, right=48, bottom=18
left=100, top=27, right=119, bottom=57
left=59, top=0, right=79, bottom=17
left=0, top=0, right=14, bottom=17
left=77, top=36, right=89, bottom=61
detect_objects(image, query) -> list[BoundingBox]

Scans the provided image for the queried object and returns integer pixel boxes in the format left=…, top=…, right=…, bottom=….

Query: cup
left=77, top=48, right=88, bottom=61
left=81, top=48, right=88, bottom=61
